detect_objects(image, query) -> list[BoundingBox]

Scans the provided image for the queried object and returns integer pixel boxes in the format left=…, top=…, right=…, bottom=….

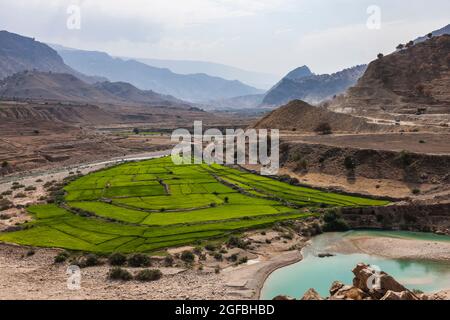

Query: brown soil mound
left=253, top=100, right=380, bottom=133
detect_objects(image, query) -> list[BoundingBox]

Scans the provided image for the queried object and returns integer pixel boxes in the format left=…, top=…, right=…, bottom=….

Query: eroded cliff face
left=280, top=142, right=450, bottom=186
left=340, top=203, right=450, bottom=235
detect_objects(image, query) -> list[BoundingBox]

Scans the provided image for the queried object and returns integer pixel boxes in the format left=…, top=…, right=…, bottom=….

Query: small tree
left=133, top=128, right=140, bottom=135
left=396, top=44, right=404, bottom=50
left=1, top=161, right=8, bottom=168
left=427, top=33, right=433, bottom=39
left=314, top=122, right=332, bottom=135
left=377, top=53, right=384, bottom=59
left=406, top=40, right=414, bottom=48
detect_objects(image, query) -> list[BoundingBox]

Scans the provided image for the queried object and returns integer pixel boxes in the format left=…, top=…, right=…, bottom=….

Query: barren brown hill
left=0, top=71, right=190, bottom=108
left=253, top=100, right=380, bottom=133
left=330, top=34, right=450, bottom=117
left=0, top=102, right=117, bottom=125
left=0, top=30, right=103, bottom=84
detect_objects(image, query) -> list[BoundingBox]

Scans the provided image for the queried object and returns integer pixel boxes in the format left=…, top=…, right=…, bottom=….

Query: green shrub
left=315, top=122, right=332, bottom=135
left=135, top=269, right=163, bottom=282
left=213, top=253, right=223, bottom=261
left=412, top=188, right=421, bottom=195
left=108, top=267, right=133, bottom=281
left=204, top=244, right=217, bottom=251
left=228, top=254, right=238, bottom=262
left=164, top=255, right=174, bottom=267
left=108, top=253, right=127, bottom=266
left=14, top=192, right=27, bottom=198
left=238, top=256, right=248, bottom=264
left=127, top=253, right=151, bottom=267
left=322, top=210, right=349, bottom=232
left=81, top=254, right=101, bottom=267
left=227, top=236, right=248, bottom=249
left=180, top=251, right=195, bottom=263
left=54, top=251, right=70, bottom=263
left=0, top=199, right=12, bottom=211
left=24, top=186, right=37, bottom=191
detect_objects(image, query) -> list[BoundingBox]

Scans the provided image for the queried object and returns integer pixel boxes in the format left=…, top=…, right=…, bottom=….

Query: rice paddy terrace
left=0, top=157, right=389, bottom=253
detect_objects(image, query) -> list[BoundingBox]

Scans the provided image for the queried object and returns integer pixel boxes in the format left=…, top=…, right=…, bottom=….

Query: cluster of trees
left=378, top=33, right=433, bottom=59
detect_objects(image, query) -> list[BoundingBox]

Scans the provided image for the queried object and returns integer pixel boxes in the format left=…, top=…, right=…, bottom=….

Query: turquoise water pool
left=260, top=231, right=450, bottom=299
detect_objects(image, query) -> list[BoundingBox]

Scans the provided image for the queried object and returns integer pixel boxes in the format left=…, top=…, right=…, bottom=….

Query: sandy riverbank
left=329, top=235, right=450, bottom=262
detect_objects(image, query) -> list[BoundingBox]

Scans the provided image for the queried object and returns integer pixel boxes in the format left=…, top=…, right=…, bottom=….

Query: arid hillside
left=253, top=100, right=381, bottom=133
left=330, top=34, right=450, bottom=118
left=0, top=30, right=102, bottom=84
left=0, top=71, right=189, bottom=108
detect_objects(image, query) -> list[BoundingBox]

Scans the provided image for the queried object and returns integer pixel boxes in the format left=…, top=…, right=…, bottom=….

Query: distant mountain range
left=0, top=31, right=104, bottom=84
left=202, top=94, right=265, bottom=110
left=134, top=58, right=278, bottom=90
left=52, top=45, right=264, bottom=103
left=262, top=64, right=367, bottom=107
left=0, top=71, right=190, bottom=108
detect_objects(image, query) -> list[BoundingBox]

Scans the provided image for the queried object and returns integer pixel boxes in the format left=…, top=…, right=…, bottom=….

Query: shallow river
left=261, top=231, right=450, bottom=299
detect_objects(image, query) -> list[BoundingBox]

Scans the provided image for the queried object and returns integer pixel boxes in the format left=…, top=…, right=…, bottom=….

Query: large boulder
left=329, top=281, right=345, bottom=296
left=352, top=263, right=412, bottom=299
left=331, top=285, right=369, bottom=300
left=301, top=288, right=323, bottom=300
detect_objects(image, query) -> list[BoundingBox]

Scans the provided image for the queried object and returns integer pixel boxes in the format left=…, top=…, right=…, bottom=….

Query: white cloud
left=0, top=0, right=449, bottom=75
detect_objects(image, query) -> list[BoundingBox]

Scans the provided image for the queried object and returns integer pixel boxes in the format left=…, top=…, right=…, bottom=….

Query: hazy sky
left=1, top=0, right=449, bottom=76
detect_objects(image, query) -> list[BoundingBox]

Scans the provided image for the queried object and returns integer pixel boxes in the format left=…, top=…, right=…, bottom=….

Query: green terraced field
left=0, top=157, right=389, bottom=253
